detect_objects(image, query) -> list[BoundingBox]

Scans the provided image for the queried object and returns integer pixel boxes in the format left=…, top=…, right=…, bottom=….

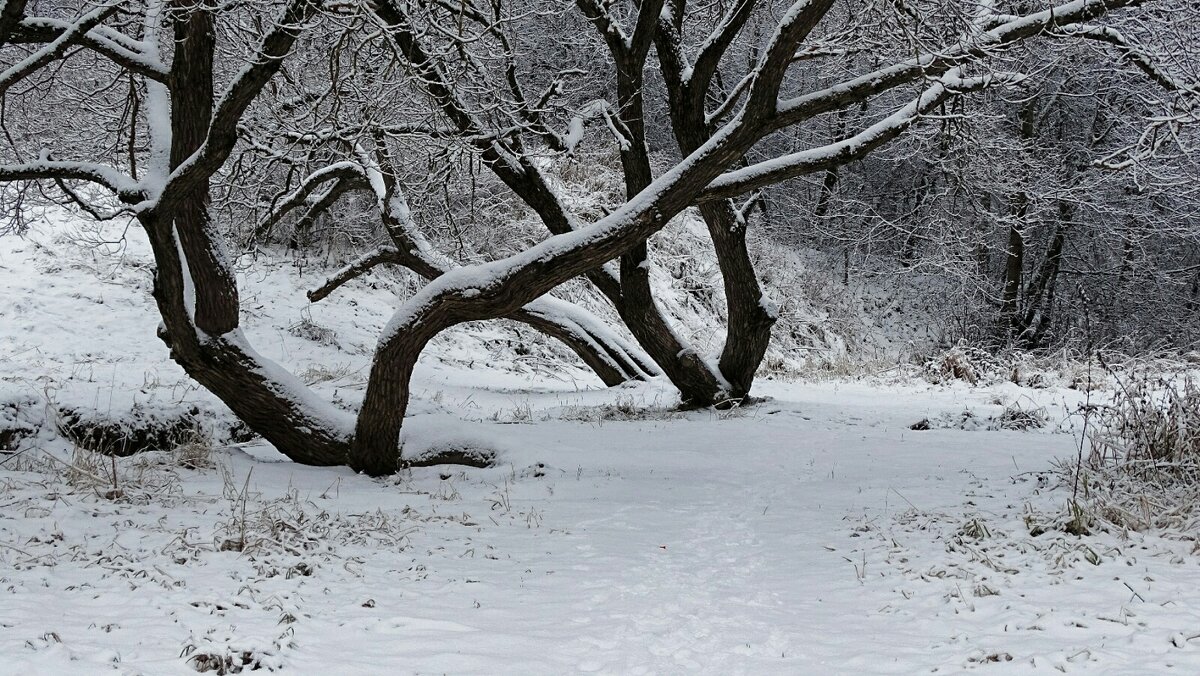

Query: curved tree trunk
left=307, top=244, right=656, bottom=387
left=377, top=0, right=726, bottom=405
left=654, top=20, right=777, bottom=401
left=296, top=153, right=657, bottom=387
left=142, top=1, right=350, bottom=466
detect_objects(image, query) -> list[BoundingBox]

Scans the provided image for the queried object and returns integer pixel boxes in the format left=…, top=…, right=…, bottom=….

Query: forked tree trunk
left=142, top=2, right=352, bottom=466
left=654, top=31, right=776, bottom=400
left=374, top=0, right=721, bottom=403
left=1017, top=203, right=1069, bottom=348
left=604, top=52, right=733, bottom=406
left=1001, top=99, right=1037, bottom=343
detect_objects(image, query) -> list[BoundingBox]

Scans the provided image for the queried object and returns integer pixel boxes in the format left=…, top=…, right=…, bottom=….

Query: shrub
left=1059, top=368, right=1200, bottom=534
left=1089, top=372, right=1200, bottom=464
left=56, top=405, right=201, bottom=457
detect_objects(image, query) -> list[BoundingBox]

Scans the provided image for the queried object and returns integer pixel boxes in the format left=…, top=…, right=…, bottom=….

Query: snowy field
left=4, top=221, right=1200, bottom=674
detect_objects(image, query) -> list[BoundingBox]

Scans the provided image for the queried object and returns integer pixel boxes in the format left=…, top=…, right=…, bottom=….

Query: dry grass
left=1056, top=368, right=1200, bottom=536
left=557, top=394, right=683, bottom=424
left=287, top=315, right=339, bottom=347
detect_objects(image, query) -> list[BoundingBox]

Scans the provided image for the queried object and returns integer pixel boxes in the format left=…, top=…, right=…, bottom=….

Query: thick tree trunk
left=167, top=7, right=238, bottom=335
left=654, top=46, right=776, bottom=400
left=142, top=2, right=351, bottom=466
left=350, top=305, right=446, bottom=476
left=1000, top=196, right=1027, bottom=341
left=702, top=201, right=775, bottom=397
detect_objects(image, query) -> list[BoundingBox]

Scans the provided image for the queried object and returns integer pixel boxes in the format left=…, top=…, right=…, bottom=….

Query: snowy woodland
left=1, top=0, right=1200, bottom=672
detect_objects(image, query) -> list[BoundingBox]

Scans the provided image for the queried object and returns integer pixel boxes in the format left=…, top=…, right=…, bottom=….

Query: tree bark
left=375, top=0, right=722, bottom=401
left=142, top=1, right=352, bottom=467
left=168, top=5, right=238, bottom=335
left=655, top=21, right=776, bottom=400
left=1000, top=195, right=1027, bottom=340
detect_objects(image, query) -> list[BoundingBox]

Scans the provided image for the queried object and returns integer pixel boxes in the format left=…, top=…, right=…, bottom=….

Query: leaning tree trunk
left=140, top=2, right=352, bottom=466
left=654, top=26, right=776, bottom=401
left=600, top=48, right=732, bottom=406
left=375, top=0, right=721, bottom=404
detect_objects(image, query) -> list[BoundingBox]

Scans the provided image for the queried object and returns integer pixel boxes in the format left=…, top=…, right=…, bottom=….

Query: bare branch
left=308, top=245, right=402, bottom=302
left=705, top=72, right=1025, bottom=201
left=772, top=0, right=1149, bottom=132
left=0, top=156, right=139, bottom=199
left=0, top=6, right=119, bottom=97
left=1058, top=24, right=1199, bottom=95
left=8, top=14, right=170, bottom=81
left=154, top=0, right=319, bottom=212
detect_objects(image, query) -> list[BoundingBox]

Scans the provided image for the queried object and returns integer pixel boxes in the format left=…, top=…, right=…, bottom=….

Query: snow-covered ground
left=4, top=218, right=1200, bottom=674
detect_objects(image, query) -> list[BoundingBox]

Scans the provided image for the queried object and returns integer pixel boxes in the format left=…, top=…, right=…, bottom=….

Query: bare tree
left=0, top=0, right=1181, bottom=475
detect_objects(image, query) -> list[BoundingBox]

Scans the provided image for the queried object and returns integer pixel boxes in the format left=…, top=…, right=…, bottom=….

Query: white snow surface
left=4, top=216, right=1200, bottom=674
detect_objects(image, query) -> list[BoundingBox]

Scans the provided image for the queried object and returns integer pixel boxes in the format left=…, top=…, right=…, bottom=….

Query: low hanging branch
left=307, top=245, right=404, bottom=302
left=0, top=0, right=1180, bottom=476
left=280, top=154, right=658, bottom=386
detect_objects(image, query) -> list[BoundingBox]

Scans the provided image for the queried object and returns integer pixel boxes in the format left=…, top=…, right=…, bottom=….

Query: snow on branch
left=154, top=0, right=318, bottom=211
left=0, top=156, right=139, bottom=199
left=772, top=0, right=1147, bottom=132
left=1051, top=23, right=1200, bottom=171
left=563, top=100, right=634, bottom=154
left=1057, top=24, right=1200, bottom=96
left=741, top=0, right=835, bottom=116
left=0, top=6, right=118, bottom=96
left=703, top=71, right=1024, bottom=201
left=252, top=161, right=367, bottom=243
left=9, top=14, right=169, bottom=81
left=573, top=0, right=632, bottom=52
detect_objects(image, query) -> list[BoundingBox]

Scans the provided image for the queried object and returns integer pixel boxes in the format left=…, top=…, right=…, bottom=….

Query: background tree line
left=0, top=0, right=1196, bottom=474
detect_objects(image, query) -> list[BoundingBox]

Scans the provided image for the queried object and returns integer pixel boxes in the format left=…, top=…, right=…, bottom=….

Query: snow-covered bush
left=1056, top=368, right=1200, bottom=534
left=1089, top=371, right=1200, bottom=466
left=56, top=404, right=202, bottom=458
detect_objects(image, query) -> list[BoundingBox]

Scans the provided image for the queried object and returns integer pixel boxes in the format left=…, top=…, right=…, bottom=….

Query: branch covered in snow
left=252, top=162, right=368, bottom=244
left=7, top=12, right=169, bottom=81
left=0, top=157, right=139, bottom=200
left=0, top=6, right=117, bottom=96
left=703, top=72, right=1025, bottom=201
left=1057, top=24, right=1199, bottom=95
left=771, top=0, right=1149, bottom=133
left=153, top=0, right=319, bottom=211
